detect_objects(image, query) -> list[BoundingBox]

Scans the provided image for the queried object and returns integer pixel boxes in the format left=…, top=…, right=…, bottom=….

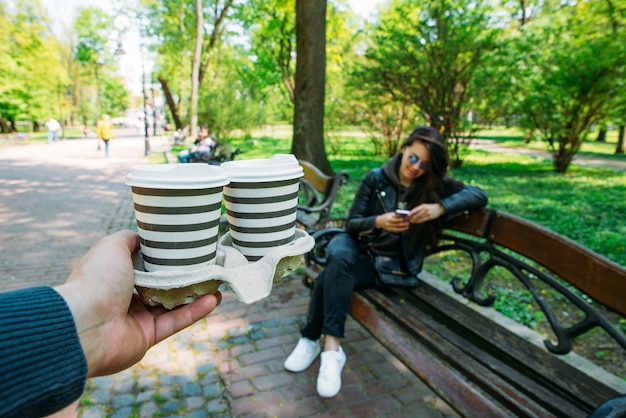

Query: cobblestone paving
left=1, top=132, right=458, bottom=418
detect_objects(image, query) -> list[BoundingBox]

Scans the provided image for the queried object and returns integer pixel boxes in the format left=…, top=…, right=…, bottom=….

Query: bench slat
left=409, top=282, right=620, bottom=412
left=350, top=291, right=512, bottom=418
left=296, top=160, right=349, bottom=232
left=299, top=160, right=334, bottom=195
left=444, top=207, right=495, bottom=238
left=358, top=288, right=578, bottom=418
left=469, top=210, right=626, bottom=316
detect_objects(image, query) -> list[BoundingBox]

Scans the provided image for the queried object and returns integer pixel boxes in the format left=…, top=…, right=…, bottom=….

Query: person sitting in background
left=0, top=230, right=222, bottom=418
left=178, top=124, right=217, bottom=163
left=283, top=126, right=488, bottom=398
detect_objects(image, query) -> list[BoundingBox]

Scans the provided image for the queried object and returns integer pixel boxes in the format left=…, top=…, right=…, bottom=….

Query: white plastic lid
left=220, top=154, right=303, bottom=182
left=126, top=163, right=229, bottom=189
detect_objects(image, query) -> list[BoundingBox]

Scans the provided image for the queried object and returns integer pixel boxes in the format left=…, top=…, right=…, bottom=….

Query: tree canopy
left=3, top=0, right=626, bottom=173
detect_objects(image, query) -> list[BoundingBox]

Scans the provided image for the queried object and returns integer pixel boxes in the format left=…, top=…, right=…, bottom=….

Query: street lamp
left=114, top=36, right=150, bottom=156
left=140, top=41, right=150, bottom=156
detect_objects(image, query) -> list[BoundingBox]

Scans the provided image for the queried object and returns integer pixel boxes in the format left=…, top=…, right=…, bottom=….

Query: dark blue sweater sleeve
left=0, top=286, right=88, bottom=418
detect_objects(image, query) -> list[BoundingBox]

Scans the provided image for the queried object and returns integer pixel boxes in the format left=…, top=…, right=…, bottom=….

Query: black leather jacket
left=345, top=167, right=488, bottom=276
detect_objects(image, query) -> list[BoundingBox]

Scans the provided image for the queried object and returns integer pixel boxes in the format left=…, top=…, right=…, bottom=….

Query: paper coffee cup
left=126, top=164, right=229, bottom=272
left=221, top=154, right=303, bottom=261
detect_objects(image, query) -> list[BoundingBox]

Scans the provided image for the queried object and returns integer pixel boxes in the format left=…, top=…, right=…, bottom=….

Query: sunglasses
left=408, top=154, right=430, bottom=171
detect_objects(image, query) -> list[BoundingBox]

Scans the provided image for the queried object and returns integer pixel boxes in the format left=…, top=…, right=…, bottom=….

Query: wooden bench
left=304, top=208, right=626, bottom=417
left=296, top=160, right=349, bottom=233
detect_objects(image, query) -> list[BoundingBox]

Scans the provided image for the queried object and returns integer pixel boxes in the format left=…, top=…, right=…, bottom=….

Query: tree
left=357, top=0, right=500, bottom=167
left=238, top=0, right=297, bottom=105
left=238, top=0, right=357, bottom=136
left=142, top=0, right=233, bottom=135
left=189, top=0, right=203, bottom=138
left=74, top=6, right=130, bottom=123
left=292, top=0, right=332, bottom=173
left=510, top=1, right=626, bottom=173
left=616, top=122, right=625, bottom=155
left=0, top=0, right=65, bottom=131
left=196, top=45, right=267, bottom=139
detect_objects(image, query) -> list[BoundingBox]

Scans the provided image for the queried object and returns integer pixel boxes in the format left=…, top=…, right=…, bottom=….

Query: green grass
left=225, top=128, right=626, bottom=268
left=1, top=127, right=90, bottom=145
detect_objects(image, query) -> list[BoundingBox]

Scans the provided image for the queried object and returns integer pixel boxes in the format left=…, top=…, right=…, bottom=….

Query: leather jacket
left=345, top=167, right=488, bottom=276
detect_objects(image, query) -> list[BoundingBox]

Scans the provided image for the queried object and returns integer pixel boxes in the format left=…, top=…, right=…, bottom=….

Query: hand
left=375, top=212, right=411, bottom=233
left=408, top=203, right=446, bottom=224
left=54, top=230, right=222, bottom=378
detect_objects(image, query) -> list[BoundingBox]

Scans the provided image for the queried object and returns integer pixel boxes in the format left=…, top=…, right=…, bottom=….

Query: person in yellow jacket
left=96, top=114, right=114, bottom=158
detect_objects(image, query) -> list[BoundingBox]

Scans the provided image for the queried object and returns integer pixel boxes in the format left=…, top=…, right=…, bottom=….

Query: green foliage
left=0, top=1, right=129, bottom=131
left=0, top=0, right=65, bottom=126
left=502, top=2, right=626, bottom=173
left=74, top=7, right=112, bottom=66
left=196, top=46, right=267, bottom=139
left=237, top=0, right=361, bottom=133
left=100, top=75, right=129, bottom=116
left=492, top=288, right=546, bottom=329
left=356, top=0, right=500, bottom=165
left=236, top=0, right=296, bottom=101
left=460, top=149, right=626, bottom=266
left=142, top=0, right=235, bottom=131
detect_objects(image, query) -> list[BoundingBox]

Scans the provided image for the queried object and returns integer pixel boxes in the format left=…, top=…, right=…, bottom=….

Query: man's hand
left=55, top=230, right=221, bottom=378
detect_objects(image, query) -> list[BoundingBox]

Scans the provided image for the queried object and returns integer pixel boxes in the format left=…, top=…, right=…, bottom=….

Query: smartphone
left=395, top=209, right=410, bottom=222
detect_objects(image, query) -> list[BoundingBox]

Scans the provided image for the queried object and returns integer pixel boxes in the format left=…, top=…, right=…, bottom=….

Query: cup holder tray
left=133, top=229, right=314, bottom=308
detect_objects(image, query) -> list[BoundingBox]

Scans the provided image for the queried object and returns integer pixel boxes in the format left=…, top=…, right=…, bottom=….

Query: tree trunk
left=616, top=123, right=625, bottom=155
left=553, top=142, right=574, bottom=174
left=189, top=0, right=203, bottom=139
left=159, top=76, right=183, bottom=131
left=596, top=127, right=607, bottom=142
left=0, top=115, right=9, bottom=133
left=292, top=0, right=332, bottom=175
left=523, top=129, right=533, bottom=144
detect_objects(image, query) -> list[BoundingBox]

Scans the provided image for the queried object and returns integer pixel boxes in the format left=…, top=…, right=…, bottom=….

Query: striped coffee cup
left=126, top=164, right=229, bottom=272
left=221, top=154, right=303, bottom=261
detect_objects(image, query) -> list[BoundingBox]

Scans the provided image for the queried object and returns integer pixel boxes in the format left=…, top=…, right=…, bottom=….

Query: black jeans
left=301, top=232, right=378, bottom=340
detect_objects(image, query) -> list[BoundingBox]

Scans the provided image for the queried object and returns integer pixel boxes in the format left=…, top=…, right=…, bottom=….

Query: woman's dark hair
left=402, top=126, right=459, bottom=247
left=401, top=125, right=449, bottom=180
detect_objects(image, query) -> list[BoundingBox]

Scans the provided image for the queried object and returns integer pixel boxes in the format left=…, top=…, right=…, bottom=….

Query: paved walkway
left=0, top=132, right=457, bottom=418
left=470, top=139, right=626, bottom=172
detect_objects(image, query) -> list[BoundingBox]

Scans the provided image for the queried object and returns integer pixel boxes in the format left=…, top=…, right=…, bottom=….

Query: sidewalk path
left=470, top=139, right=626, bottom=172
left=0, top=132, right=457, bottom=418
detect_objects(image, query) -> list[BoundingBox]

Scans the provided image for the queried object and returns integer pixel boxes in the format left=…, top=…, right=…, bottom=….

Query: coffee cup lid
left=126, top=163, right=229, bottom=189
left=220, top=154, right=303, bottom=182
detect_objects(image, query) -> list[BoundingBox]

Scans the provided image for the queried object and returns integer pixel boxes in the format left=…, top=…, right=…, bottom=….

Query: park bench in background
left=304, top=207, right=626, bottom=417
left=296, top=160, right=349, bottom=233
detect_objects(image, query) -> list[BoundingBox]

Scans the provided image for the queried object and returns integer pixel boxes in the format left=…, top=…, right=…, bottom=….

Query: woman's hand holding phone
left=395, top=209, right=410, bottom=222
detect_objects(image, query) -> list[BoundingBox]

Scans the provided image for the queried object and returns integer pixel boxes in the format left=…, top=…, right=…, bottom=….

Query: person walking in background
left=283, top=126, right=488, bottom=398
left=45, top=117, right=61, bottom=143
left=96, top=114, right=114, bottom=157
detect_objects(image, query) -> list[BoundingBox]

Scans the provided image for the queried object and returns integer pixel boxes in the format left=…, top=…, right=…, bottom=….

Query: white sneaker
left=284, top=337, right=321, bottom=372
left=316, top=346, right=346, bottom=398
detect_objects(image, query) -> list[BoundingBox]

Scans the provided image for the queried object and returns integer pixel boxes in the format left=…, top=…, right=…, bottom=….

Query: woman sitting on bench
left=284, top=125, right=488, bottom=398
